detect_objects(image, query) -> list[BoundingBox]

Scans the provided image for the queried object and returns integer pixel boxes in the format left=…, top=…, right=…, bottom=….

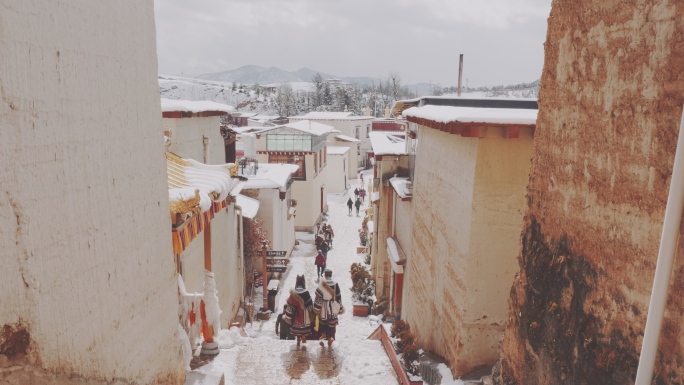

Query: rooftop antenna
left=458, top=54, right=464, bottom=97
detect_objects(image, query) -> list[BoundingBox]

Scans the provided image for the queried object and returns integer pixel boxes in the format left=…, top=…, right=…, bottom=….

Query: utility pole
left=458, top=54, right=464, bottom=97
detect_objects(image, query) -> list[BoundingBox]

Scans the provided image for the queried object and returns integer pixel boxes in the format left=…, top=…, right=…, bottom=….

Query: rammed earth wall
left=500, top=1, right=684, bottom=384
left=0, top=1, right=184, bottom=383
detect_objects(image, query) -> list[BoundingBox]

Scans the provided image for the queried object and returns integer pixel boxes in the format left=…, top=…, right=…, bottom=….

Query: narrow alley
left=196, top=173, right=399, bottom=384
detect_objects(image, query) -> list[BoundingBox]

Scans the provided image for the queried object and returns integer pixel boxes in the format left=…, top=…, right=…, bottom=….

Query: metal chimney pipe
left=458, top=54, right=464, bottom=97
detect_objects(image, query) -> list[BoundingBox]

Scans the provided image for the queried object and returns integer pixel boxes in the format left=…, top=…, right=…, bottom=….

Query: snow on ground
left=197, top=172, right=397, bottom=384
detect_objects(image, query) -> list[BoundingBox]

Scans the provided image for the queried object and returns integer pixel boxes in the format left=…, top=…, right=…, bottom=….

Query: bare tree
left=273, top=83, right=296, bottom=118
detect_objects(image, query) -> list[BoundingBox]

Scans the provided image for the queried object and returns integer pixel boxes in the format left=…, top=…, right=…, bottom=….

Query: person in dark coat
left=319, top=239, right=329, bottom=259
left=314, top=269, right=344, bottom=347
left=354, top=187, right=359, bottom=200
left=354, top=198, right=361, bottom=216
left=276, top=304, right=294, bottom=340
left=314, top=250, right=326, bottom=278
left=347, top=198, right=353, bottom=215
left=324, top=224, right=334, bottom=247
left=284, top=275, right=314, bottom=346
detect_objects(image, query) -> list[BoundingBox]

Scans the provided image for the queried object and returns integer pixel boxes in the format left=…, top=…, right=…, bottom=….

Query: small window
left=269, top=153, right=306, bottom=180
left=314, top=152, right=319, bottom=174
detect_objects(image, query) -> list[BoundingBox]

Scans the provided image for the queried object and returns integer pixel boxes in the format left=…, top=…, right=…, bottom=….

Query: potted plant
left=350, top=263, right=375, bottom=317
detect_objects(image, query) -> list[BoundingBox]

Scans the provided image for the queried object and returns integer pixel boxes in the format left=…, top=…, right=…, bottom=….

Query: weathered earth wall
left=0, top=1, right=183, bottom=384
left=500, top=1, right=684, bottom=384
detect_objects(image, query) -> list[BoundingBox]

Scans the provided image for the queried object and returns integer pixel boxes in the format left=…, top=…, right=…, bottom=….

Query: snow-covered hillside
left=158, top=75, right=275, bottom=113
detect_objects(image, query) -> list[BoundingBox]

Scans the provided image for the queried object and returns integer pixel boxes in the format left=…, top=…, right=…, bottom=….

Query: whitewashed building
left=253, top=120, right=335, bottom=231
left=387, top=97, right=538, bottom=377
left=239, top=163, right=300, bottom=256
left=289, top=112, right=374, bottom=172
left=0, top=1, right=185, bottom=384
left=326, top=146, right=351, bottom=193
left=162, top=99, right=247, bottom=329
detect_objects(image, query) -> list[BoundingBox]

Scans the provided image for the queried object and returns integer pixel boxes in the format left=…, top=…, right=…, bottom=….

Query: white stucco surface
left=163, top=116, right=225, bottom=164
left=0, top=1, right=183, bottom=383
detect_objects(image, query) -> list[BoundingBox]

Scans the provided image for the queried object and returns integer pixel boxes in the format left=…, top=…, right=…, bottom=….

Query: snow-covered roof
left=335, top=134, right=361, bottom=143
left=327, top=146, right=350, bottom=155
left=386, top=237, right=405, bottom=274
left=161, top=98, right=234, bottom=114
left=232, top=112, right=258, bottom=118
left=389, top=177, right=412, bottom=200
left=232, top=126, right=272, bottom=134
left=166, top=152, right=238, bottom=214
left=241, top=163, right=299, bottom=191
left=403, top=105, right=537, bottom=126
left=276, top=120, right=335, bottom=136
left=298, top=112, right=352, bottom=119
left=236, top=194, right=260, bottom=219
left=369, top=131, right=406, bottom=156
left=371, top=191, right=380, bottom=202
left=291, top=112, right=372, bottom=121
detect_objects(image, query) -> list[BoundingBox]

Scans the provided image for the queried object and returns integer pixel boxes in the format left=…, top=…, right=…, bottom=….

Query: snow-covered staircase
left=197, top=336, right=398, bottom=385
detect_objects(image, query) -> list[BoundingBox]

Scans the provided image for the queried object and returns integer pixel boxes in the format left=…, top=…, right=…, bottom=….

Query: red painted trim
left=368, top=326, right=423, bottom=385
left=162, top=111, right=183, bottom=118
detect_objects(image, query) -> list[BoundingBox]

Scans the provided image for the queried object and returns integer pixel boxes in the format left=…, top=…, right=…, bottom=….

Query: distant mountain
left=197, top=65, right=380, bottom=86
left=196, top=65, right=302, bottom=84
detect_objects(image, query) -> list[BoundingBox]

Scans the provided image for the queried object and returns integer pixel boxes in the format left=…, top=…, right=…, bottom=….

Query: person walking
left=359, top=188, right=366, bottom=202
left=347, top=197, right=353, bottom=215
left=276, top=304, right=294, bottom=340
left=319, top=239, right=330, bottom=259
left=354, top=187, right=359, bottom=200
left=284, top=275, right=314, bottom=346
left=324, top=224, right=334, bottom=248
left=314, top=250, right=326, bottom=278
left=314, top=269, right=344, bottom=347
left=354, top=197, right=361, bottom=216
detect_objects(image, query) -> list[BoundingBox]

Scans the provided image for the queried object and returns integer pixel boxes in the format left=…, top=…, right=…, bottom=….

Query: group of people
left=347, top=196, right=363, bottom=216
left=354, top=187, right=366, bottom=201
left=315, top=223, right=334, bottom=261
left=276, top=272, right=344, bottom=348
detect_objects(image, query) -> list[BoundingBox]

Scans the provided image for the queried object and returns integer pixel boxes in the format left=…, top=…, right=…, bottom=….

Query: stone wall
left=500, top=1, right=684, bottom=384
left=0, top=1, right=183, bottom=383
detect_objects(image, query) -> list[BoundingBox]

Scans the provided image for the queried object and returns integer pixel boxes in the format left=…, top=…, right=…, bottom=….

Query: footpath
left=194, top=174, right=398, bottom=385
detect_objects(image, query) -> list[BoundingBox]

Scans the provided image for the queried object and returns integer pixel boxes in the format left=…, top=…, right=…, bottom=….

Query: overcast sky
left=154, top=0, right=552, bottom=87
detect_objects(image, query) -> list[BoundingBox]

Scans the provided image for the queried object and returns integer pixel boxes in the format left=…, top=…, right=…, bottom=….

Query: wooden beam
left=204, top=221, right=212, bottom=272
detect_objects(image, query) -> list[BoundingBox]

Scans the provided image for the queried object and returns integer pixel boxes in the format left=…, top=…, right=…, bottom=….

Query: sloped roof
left=236, top=194, right=260, bottom=219
left=166, top=152, right=239, bottom=215
left=277, top=120, right=335, bottom=136
left=335, top=134, right=361, bottom=143
left=241, top=163, right=300, bottom=191
left=369, top=132, right=406, bottom=156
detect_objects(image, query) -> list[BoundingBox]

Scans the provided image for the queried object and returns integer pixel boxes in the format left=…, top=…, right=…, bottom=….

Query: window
left=267, top=134, right=312, bottom=152
left=324, top=147, right=327, bottom=165
left=269, top=153, right=306, bottom=180
left=366, top=124, right=371, bottom=138
left=314, top=152, right=319, bottom=174
left=355, top=126, right=360, bottom=139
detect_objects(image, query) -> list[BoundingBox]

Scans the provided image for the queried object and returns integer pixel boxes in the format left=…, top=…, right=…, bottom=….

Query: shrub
left=391, top=321, right=421, bottom=376
left=350, top=263, right=375, bottom=307
left=391, top=320, right=409, bottom=338
left=402, top=342, right=420, bottom=375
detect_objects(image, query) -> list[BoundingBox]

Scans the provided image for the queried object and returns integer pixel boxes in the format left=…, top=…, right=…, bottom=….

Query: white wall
left=0, top=1, right=184, bottom=383
left=162, top=116, right=224, bottom=163
left=333, top=139, right=360, bottom=179
left=256, top=189, right=296, bottom=255
left=327, top=153, right=349, bottom=193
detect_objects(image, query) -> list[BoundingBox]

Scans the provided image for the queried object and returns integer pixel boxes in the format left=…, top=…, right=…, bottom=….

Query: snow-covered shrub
left=350, top=263, right=375, bottom=307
